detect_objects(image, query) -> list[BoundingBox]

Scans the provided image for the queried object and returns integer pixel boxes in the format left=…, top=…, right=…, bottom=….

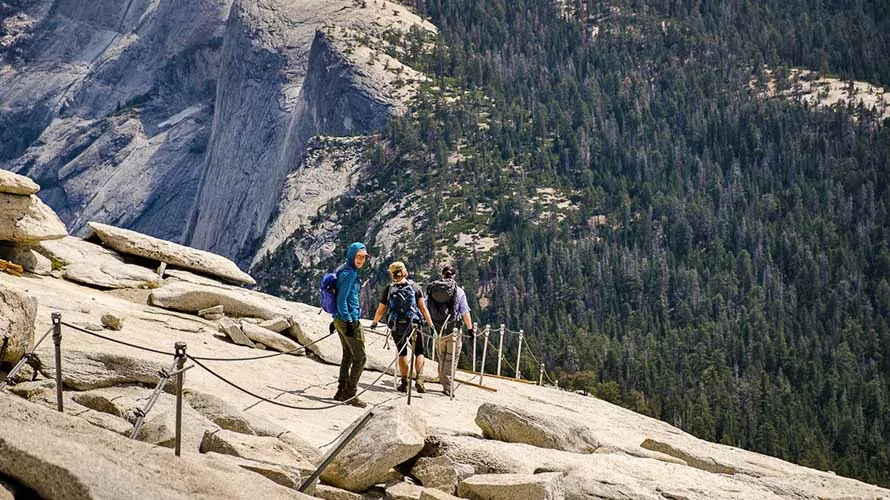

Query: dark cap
left=441, top=265, right=456, bottom=278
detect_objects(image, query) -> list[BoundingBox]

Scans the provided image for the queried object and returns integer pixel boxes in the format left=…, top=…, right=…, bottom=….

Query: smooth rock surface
left=0, top=194, right=67, bottom=243
left=0, top=169, right=39, bottom=195
left=0, top=283, right=37, bottom=363
left=37, top=236, right=161, bottom=289
left=0, top=393, right=313, bottom=500
left=89, top=222, right=255, bottom=285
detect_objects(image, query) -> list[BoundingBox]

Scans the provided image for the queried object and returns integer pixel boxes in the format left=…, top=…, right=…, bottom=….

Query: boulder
left=0, top=283, right=37, bottom=364
left=70, top=386, right=220, bottom=454
left=314, top=484, right=363, bottom=500
left=36, top=237, right=161, bottom=289
left=241, top=320, right=303, bottom=354
left=320, top=404, right=427, bottom=492
left=101, top=313, right=125, bottom=331
left=218, top=317, right=256, bottom=347
left=0, top=245, right=52, bottom=275
left=198, top=304, right=225, bottom=316
left=411, top=455, right=474, bottom=495
left=181, top=388, right=323, bottom=463
left=183, top=389, right=263, bottom=435
left=199, top=428, right=317, bottom=470
left=0, top=169, right=39, bottom=195
left=0, top=193, right=67, bottom=243
left=419, top=489, right=463, bottom=500
left=0, top=393, right=313, bottom=500
left=385, top=481, right=425, bottom=500
left=258, top=317, right=291, bottom=333
left=34, top=348, right=169, bottom=391
left=88, top=222, right=255, bottom=285
left=207, top=453, right=305, bottom=490
left=151, top=281, right=292, bottom=318
left=475, top=402, right=600, bottom=453
left=457, top=473, right=565, bottom=500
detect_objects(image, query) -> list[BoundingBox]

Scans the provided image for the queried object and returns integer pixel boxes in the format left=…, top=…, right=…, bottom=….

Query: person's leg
left=332, top=320, right=351, bottom=400
left=436, top=336, right=449, bottom=393
left=345, top=328, right=366, bottom=395
left=413, top=334, right=426, bottom=392
left=394, top=323, right=410, bottom=392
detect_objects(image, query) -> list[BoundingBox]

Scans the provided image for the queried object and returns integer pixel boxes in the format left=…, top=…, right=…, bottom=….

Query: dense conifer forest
left=257, top=0, right=890, bottom=485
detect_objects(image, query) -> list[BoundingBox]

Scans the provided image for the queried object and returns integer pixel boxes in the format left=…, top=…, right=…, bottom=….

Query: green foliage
left=256, top=0, right=890, bottom=486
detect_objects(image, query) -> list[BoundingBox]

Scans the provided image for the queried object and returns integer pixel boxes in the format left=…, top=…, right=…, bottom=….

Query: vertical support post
left=496, top=324, right=505, bottom=377
left=515, top=329, right=524, bottom=379
left=407, top=327, right=416, bottom=406
left=479, top=326, right=490, bottom=386
left=174, top=341, right=187, bottom=457
left=51, top=312, right=63, bottom=412
left=450, top=327, right=458, bottom=401
left=539, top=363, right=545, bottom=386
left=472, top=322, right=478, bottom=373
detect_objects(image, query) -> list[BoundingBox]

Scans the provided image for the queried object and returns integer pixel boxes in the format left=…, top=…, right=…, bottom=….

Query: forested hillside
left=255, top=0, right=890, bottom=485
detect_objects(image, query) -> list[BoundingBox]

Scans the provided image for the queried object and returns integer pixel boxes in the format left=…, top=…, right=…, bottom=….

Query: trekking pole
left=480, top=325, right=490, bottom=386
left=515, top=329, right=524, bottom=380
left=450, top=327, right=458, bottom=401
left=407, top=326, right=416, bottom=406
left=496, top=324, right=505, bottom=377
left=52, top=312, right=63, bottom=412
left=472, top=321, right=478, bottom=373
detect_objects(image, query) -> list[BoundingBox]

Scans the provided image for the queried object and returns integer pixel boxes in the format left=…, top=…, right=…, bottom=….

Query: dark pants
left=333, top=319, right=366, bottom=394
left=391, top=321, right=424, bottom=357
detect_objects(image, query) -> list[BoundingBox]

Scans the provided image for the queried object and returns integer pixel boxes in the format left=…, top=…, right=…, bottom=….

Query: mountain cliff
left=1, top=0, right=432, bottom=266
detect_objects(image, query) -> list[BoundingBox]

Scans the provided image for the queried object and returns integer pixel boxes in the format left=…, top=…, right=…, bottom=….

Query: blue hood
left=344, top=242, right=367, bottom=269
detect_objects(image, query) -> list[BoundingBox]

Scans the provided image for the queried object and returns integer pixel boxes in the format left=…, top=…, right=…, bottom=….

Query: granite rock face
left=1, top=0, right=229, bottom=243
left=2, top=0, right=434, bottom=270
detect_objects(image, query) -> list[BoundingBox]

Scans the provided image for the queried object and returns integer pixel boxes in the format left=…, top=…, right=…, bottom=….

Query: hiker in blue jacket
left=332, top=242, right=370, bottom=407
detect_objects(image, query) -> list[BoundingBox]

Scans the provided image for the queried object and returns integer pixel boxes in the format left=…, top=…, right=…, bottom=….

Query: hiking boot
left=414, top=377, right=426, bottom=393
left=333, top=388, right=349, bottom=402
left=347, top=395, right=368, bottom=408
left=442, top=387, right=452, bottom=397
left=397, top=377, right=408, bottom=393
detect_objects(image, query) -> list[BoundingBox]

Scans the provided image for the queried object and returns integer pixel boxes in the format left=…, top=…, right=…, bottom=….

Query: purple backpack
left=319, top=270, right=339, bottom=314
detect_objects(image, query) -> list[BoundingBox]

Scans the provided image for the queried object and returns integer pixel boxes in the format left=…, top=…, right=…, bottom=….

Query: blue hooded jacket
left=334, top=242, right=366, bottom=322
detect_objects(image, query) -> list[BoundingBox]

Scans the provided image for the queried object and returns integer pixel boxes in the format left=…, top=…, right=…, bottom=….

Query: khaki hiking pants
left=436, top=334, right=462, bottom=394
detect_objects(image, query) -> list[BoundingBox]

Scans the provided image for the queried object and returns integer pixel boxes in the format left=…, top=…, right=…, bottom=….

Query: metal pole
left=470, top=324, right=476, bottom=373
left=515, top=329, right=524, bottom=379
left=539, top=363, right=545, bottom=386
left=407, top=327, right=415, bottom=406
left=479, top=326, right=489, bottom=386
left=450, top=327, right=458, bottom=401
left=174, top=341, right=187, bottom=457
left=51, top=312, right=63, bottom=412
left=496, top=324, right=505, bottom=377
left=298, top=411, right=374, bottom=492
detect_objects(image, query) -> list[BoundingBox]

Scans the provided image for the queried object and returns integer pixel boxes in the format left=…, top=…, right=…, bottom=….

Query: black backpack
left=426, top=279, right=457, bottom=327
left=387, top=281, right=419, bottom=324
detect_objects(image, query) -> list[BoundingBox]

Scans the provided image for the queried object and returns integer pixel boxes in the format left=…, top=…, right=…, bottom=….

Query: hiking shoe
left=397, top=377, right=408, bottom=393
left=414, top=378, right=426, bottom=393
left=347, top=396, right=368, bottom=408
left=333, top=388, right=348, bottom=402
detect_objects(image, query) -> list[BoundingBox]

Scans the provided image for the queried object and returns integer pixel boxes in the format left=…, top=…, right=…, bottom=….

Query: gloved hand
left=370, top=322, right=379, bottom=330
left=467, top=328, right=475, bottom=337
left=344, top=320, right=361, bottom=338
left=429, top=324, right=438, bottom=337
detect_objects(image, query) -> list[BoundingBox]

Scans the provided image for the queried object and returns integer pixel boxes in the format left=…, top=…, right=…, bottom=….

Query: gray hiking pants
left=436, top=333, right=462, bottom=393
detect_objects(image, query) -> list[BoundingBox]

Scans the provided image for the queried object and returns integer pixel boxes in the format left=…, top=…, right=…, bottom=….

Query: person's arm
left=417, top=297, right=434, bottom=327
left=372, top=303, right=388, bottom=325
left=455, top=287, right=473, bottom=331
left=336, top=269, right=358, bottom=321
